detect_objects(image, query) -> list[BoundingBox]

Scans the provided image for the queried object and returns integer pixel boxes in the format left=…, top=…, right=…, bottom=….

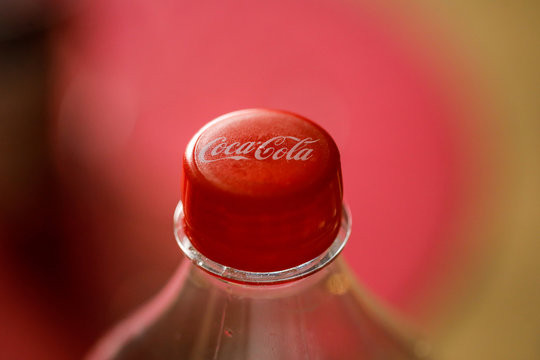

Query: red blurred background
left=1, top=1, right=538, bottom=359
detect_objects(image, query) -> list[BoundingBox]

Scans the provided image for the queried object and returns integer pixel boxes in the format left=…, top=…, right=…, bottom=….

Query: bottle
left=88, top=109, right=430, bottom=359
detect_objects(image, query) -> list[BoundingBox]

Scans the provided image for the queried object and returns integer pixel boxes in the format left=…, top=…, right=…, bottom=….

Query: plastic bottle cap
left=182, top=109, right=343, bottom=272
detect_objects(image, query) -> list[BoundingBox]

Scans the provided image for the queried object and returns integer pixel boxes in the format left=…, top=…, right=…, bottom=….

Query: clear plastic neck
left=174, top=202, right=351, bottom=284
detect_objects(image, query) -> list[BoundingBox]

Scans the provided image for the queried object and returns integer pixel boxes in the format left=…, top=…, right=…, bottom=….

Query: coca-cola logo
left=198, top=136, right=319, bottom=163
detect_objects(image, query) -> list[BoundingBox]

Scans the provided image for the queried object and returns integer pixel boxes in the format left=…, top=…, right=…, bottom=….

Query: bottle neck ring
left=174, top=201, right=351, bottom=284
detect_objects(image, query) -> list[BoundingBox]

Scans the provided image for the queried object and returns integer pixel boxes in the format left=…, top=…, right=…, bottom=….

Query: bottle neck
left=174, top=202, right=351, bottom=285
left=183, top=255, right=352, bottom=300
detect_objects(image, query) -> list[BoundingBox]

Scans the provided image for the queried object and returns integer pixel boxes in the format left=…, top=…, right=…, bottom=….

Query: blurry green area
left=403, top=1, right=540, bottom=359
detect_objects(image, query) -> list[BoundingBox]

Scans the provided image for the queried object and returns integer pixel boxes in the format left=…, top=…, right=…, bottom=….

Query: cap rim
left=174, top=201, right=351, bottom=284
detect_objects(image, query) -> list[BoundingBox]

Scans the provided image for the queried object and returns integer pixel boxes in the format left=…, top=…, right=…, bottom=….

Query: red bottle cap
left=182, top=109, right=343, bottom=272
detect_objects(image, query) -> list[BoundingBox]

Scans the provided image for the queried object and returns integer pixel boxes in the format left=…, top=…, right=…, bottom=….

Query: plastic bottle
left=88, top=109, right=430, bottom=360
